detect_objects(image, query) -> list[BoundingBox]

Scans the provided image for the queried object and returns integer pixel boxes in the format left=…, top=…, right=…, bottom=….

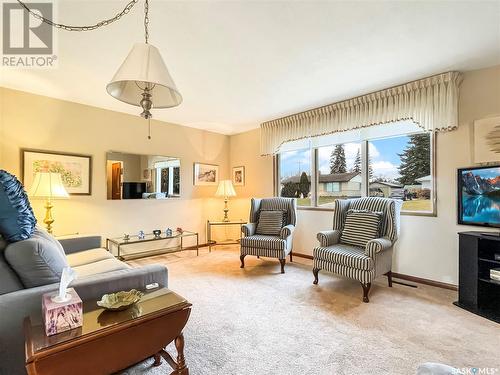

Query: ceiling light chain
left=18, top=0, right=182, bottom=139
left=15, top=0, right=139, bottom=32
left=144, top=0, right=150, bottom=44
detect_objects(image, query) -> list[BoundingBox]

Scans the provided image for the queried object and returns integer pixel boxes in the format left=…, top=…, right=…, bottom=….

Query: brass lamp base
left=43, top=199, right=54, bottom=234
left=222, top=197, right=230, bottom=222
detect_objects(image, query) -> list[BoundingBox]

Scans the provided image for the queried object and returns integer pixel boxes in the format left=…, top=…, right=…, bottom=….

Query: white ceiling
left=1, top=0, right=499, bottom=134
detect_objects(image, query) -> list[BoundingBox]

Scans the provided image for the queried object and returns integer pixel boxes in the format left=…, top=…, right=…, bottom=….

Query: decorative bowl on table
left=97, top=289, right=144, bottom=311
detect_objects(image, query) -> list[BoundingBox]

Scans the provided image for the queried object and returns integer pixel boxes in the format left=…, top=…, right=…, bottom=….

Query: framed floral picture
left=473, top=116, right=500, bottom=163
left=193, top=163, right=219, bottom=186
left=22, top=149, right=92, bottom=195
left=232, top=166, right=245, bottom=186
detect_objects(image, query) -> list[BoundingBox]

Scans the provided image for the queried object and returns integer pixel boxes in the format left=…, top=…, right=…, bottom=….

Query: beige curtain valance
left=260, top=71, right=463, bottom=155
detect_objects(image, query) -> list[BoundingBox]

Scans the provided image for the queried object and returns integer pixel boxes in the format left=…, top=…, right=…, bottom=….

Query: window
left=325, top=183, right=340, bottom=192
left=275, top=126, right=434, bottom=215
left=154, top=160, right=180, bottom=197
left=317, top=143, right=362, bottom=207
left=278, top=149, right=312, bottom=206
left=369, top=133, right=432, bottom=213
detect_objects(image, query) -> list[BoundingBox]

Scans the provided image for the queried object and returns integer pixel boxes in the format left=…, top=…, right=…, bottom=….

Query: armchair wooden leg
left=313, top=268, right=320, bottom=285
left=361, top=282, right=371, bottom=303
left=279, top=259, right=285, bottom=274
left=386, top=271, right=393, bottom=287
left=240, top=254, right=245, bottom=268
left=289, top=252, right=293, bottom=262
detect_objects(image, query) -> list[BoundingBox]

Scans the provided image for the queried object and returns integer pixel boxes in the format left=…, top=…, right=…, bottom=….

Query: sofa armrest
left=0, top=264, right=168, bottom=375
left=59, top=235, right=102, bottom=254
left=242, top=223, right=257, bottom=237
left=365, top=237, right=393, bottom=258
left=280, top=224, right=295, bottom=240
left=317, top=230, right=341, bottom=247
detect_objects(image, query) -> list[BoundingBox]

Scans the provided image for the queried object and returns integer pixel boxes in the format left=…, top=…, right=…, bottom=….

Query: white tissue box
left=42, top=288, right=83, bottom=336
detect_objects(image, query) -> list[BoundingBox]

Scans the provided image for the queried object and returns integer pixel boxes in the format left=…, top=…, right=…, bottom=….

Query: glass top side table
left=106, top=231, right=199, bottom=260
left=206, top=220, right=247, bottom=252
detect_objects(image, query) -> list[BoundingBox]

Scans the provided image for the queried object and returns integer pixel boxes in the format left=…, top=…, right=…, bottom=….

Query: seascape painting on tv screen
left=461, top=167, right=500, bottom=225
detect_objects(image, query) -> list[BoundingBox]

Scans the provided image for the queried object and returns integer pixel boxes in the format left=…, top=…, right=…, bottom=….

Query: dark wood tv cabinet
left=455, top=231, right=500, bottom=323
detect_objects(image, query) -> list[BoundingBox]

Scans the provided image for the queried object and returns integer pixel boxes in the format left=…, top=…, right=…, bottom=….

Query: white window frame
left=275, top=131, right=436, bottom=217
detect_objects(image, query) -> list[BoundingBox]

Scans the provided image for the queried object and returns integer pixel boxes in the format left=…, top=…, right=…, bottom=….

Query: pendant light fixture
left=16, top=0, right=182, bottom=125
left=106, top=0, right=182, bottom=120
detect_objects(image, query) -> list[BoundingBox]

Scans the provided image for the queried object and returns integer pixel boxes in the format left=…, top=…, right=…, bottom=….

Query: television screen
left=458, top=165, right=500, bottom=227
left=122, top=182, right=147, bottom=199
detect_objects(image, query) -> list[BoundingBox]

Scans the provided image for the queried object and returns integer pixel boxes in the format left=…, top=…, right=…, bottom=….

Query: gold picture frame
left=232, top=166, right=245, bottom=186
left=193, top=162, right=219, bottom=186
left=21, top=148, right=92, bottom=195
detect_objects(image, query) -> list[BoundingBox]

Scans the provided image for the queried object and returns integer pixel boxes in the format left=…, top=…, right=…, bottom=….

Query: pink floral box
left=42, top=288, right=83, bottom=336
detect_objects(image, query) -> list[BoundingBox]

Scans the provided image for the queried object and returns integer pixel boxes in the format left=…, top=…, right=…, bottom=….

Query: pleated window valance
left=260, top=71, right=463, bottom=155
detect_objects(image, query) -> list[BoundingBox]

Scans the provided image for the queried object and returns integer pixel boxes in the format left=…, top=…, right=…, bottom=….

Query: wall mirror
left=106, top=152, right=180, bottom=200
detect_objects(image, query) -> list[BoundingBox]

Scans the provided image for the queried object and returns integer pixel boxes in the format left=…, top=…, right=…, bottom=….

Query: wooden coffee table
left=24, top=288, right=191, bottom=375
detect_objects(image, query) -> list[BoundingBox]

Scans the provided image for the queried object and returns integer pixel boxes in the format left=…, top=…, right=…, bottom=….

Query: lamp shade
left=215, top=180, right=236, bottom=198
left=106, top=43, right=182, bottom=108
left=28, top=172, right=69, bottom=199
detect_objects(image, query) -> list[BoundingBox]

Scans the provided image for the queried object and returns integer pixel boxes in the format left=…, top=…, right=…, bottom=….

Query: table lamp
left=215, top=180, right=236, bottom=222
left=28, top=172, right=69, bottom=234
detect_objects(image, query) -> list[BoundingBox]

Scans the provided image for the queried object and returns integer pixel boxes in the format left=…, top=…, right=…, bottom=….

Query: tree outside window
left=369, top=133, right=432, bottom=212
left=277, top=132, right=433, bottom=213
left=279, top=149, right=312, bottom=206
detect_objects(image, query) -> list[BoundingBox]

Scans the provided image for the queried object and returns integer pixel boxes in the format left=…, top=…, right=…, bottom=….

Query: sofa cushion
left=340, top=209, right=382, bottom=248
left=0, top=235, right=24, bottom=295
left=0, top=170, right=37, bottom=242
left=240, top=234, right=286, bottom=250
left=72, top=258, right=130, bottom=278
left=66, top=248, right=115, bottom=267
left=256, top=210, right=284, bottom=236
left=0, top=235, right=6, bottom=251
left=4, top=228, right=68, bottom=287
left=314, top=244, right=374, bottom=271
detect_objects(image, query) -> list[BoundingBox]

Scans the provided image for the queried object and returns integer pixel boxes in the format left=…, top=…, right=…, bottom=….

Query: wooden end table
left=24, top=288, right=191, bottom=375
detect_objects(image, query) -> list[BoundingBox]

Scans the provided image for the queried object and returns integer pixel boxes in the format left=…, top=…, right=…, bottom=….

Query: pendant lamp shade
left=106, top=43, right=182, bottom=109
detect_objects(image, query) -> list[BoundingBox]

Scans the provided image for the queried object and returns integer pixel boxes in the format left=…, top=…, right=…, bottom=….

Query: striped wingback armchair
left=240, top=197, right=297, bottom=274
left=312, top=197, right=402, bottom=302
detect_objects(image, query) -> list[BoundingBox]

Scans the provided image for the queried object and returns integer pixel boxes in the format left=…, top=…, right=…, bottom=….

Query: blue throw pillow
left=0, top=170, right=37, bottom=242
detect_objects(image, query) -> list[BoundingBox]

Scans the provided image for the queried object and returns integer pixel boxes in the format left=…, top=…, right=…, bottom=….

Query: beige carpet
left=122, top=246, right=499, bottom=375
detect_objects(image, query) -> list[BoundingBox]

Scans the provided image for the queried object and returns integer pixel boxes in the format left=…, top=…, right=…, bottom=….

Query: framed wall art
left=232, top=166, right=245, bottom=186
left=22, top=149, right=92, bottom=195
left=193, top=163, right=219, bottom=186
left=473, top=116, right=500, bottom=164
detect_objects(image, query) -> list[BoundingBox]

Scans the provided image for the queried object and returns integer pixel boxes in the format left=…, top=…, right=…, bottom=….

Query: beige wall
left=1, top=65, right=498, bottom=283
left=228, top=65, right=500, bottom=285
left=226, top=129, right=274, bottom=224
left=0, top=87, right=230, bottom=244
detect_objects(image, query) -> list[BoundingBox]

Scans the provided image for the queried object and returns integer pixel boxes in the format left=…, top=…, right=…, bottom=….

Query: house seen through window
left=277, top=128, right=433, bottom=214
left=368, top=133, right=432, bottom=212
left=317, top=143, right=362, bottom=207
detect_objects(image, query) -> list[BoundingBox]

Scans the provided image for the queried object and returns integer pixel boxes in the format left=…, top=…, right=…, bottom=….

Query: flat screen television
left=122, top=182, right=147, bottom=199
left=458, top=165, right=500, bottom=228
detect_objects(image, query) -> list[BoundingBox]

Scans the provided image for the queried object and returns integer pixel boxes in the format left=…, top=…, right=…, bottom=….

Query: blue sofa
left=0, top=232, right=168, bottom=375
